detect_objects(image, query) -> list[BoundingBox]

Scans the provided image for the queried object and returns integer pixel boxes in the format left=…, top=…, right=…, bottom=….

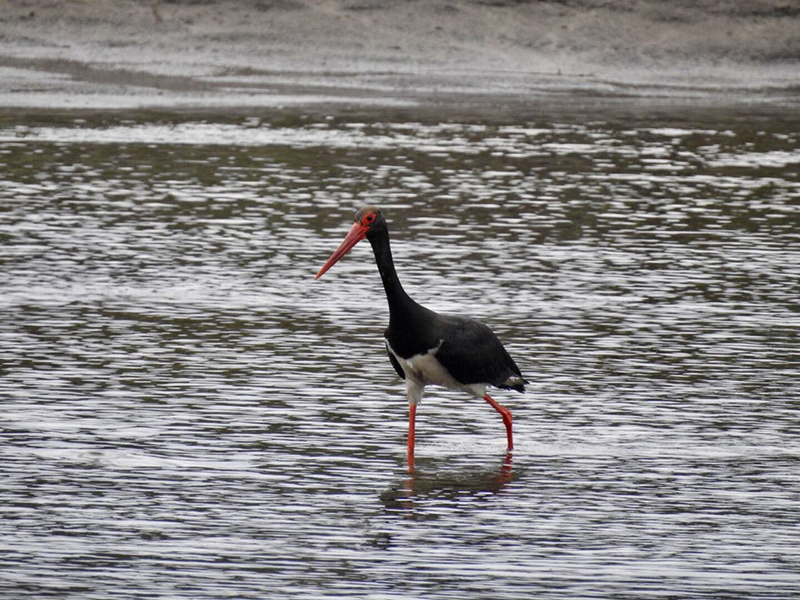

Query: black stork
left=315, top=206, right=526, bottom=470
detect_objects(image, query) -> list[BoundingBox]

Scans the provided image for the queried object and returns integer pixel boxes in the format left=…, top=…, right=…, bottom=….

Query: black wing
left=434, top=315, right=525, bottom=392
left=384, top=335, right=405, bottom=379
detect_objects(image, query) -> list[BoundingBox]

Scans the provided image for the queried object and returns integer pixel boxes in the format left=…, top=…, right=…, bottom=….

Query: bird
left=315, top=206, right=526, bottom=470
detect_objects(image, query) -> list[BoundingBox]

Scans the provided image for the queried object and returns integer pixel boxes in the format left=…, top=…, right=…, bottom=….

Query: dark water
left=1, top=108, right=799, bottom=599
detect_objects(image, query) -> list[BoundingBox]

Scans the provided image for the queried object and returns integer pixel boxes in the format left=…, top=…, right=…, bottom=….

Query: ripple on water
left=1, top=112, right=799, bottom=599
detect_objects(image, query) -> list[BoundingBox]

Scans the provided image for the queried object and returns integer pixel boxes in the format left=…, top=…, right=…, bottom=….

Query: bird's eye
left=363, top=213, right=376, bottom=225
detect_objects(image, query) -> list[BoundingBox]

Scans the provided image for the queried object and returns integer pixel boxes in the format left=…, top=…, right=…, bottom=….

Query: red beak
left=315, top=222, right=369, bottom=280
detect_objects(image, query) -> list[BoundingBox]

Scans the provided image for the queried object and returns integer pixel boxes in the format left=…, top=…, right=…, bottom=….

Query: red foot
left=483, top=394, right=513, bottom=451
left=407, top=403, right=416, bottom=473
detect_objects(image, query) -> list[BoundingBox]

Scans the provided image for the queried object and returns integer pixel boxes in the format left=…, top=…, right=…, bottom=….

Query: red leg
left=407, top=403, right=417, bottom=472
left=483, top=394, right=513, bottom=451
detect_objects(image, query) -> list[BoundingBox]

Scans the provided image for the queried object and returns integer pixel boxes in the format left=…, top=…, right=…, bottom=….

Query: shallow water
left=1, top=108, right=799, bottom=599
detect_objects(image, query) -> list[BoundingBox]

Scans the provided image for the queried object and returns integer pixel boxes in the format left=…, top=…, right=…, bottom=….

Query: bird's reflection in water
left=380, top=452, right=515, bottom=515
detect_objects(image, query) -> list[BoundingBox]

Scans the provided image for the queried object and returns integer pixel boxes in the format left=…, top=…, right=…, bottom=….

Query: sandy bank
left=0, top=0, right=798, bottom=112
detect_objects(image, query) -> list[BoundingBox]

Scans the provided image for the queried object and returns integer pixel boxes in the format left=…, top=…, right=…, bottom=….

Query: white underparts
left=386, top=339, right=487, bottom=405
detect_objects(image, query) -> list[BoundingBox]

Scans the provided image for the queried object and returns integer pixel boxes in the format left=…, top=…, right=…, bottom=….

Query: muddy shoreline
left=1, top=0, right=798, bottom=114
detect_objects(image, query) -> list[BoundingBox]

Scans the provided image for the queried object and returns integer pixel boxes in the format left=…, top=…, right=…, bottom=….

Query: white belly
left=386, top=339, right=486, bottom=404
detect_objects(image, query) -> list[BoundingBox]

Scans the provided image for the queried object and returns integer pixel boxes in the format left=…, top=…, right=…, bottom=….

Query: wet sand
left=1, top=0, right=799, bottom=113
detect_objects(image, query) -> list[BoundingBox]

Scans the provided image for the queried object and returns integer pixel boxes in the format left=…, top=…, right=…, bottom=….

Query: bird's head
left=315, top=206, right=385, bottom=280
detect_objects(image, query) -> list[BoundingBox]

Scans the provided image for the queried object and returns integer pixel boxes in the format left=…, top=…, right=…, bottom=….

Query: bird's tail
left=499, top=376, right=528, bottom=393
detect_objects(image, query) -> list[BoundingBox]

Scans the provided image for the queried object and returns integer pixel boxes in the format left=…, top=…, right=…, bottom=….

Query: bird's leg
left=407, top=403, right=417, bottom=472
left=483, top=394, right=513, bottom=451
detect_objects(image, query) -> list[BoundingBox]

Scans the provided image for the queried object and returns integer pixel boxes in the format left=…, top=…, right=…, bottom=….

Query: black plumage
left=364, top=207, right=525, bottom=393
left=315, top=206, right=526, bottom=466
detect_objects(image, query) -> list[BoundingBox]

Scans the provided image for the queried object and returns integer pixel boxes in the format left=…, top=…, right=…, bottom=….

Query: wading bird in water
left=315, top=207, right=526, bottom=470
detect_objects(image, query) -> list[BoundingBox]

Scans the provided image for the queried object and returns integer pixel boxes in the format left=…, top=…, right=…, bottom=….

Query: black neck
left=368, top=228, right=419, bottom=320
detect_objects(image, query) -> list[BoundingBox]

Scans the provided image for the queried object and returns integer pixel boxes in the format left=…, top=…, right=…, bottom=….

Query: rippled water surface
left=2, top=108, right=799, bottom=599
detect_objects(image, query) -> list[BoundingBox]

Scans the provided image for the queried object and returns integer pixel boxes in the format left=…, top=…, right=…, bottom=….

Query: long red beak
left=315, top=222, right=369, bottom=280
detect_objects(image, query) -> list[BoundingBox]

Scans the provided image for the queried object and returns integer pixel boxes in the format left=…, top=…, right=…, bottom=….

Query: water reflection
left=381, top=453, right=515, bottom=514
